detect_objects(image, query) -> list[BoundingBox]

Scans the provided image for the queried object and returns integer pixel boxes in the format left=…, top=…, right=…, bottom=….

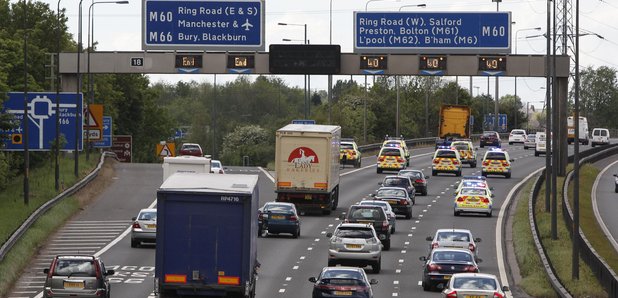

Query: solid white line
left=592, top=160, right=618, bottom=253
left=258, top=166, right=275, bottom=183
left=495, top=166, right=544, bottom=298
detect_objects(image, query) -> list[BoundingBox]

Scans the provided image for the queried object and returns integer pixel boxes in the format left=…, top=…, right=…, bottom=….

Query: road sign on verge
left=111, top=135, right=132, bottom=163
left=93, top=116, right=112, bottom=148
left=354, top=11, right=511, bottom=54
left=498, top=113, right=508, bottom=132
left=84, top=103, right=103, bottom=141
left=1, top=92, right=83, bottom=151
left=143, top=0, right=264, bottom=51
left=156, top=142, right=176, bottom=157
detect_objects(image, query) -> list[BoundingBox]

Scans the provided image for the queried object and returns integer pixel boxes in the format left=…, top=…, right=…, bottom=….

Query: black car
left=257, top=202, right=301, bottom=238
left=379, top=175, right=416, bottom=204
left=344, top=205, right=391, bottom=250
left=43, top=255, right=115, bottom=298
left=398, top=169, right=429, bottom=196
left=372, top=187, right=413, bottom=219
left=479, top=131, right=501, bottom=148
left=309, top=267, right=378, bottom=298
left=419, top=248, right=479, bottom=291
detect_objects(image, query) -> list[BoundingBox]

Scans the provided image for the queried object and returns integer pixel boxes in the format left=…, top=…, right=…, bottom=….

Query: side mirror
left=491, top=194, right=495, bottom=198
left=369, top=279, right=378, bottom=285
left=106, top=270, right=115, bottom=276
left=378, top=182, right=383, bottom=186
left=502, top=285, right=510, bottom=292
left=326, top=232, right=333, bottom=238
left=509, top=159, right=515, bottom=162
left=476, top=258, right=483, bottom=263
left=308, top=277, right=317, bottom=283
left=419, top=256, right=427, bottom=262
left=490, top=187, right=495, bottom=190
left=369, top=194, right=375, bottom=197
left=614, top=174, right=617, bottom=177
left=425, top=236, right=433, bottom=241
left=474, top=238, right=482, bottom=242
left=43, top=268, right=49, bottom=274
left=132, top=217, right=137, bottom=221
left=425, top=176, right=429, bottom=179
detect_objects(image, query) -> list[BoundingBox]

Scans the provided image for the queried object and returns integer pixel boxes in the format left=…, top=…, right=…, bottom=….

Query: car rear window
left=485, top=152, right=506, bottom=160
left=380, top=148, right=402, bottom=156
left=511, top=130, right=525, bottom=135
left=335, top=227, right=374, bottom=239
left=528, top=135, right=536, bottom=140
left=452, top=277, right=497, bottom=290
left=340, top=143, right=354, bottom=149
left=53, top=259, right=96, bottom=277
left=265, top=205, right=294, bottom=213
left=432, top=251, right=473, bottom=262
left=400, top=171, right=422, bottom=179
left=453, top=144, right=469, bottom=150
left=460, top=188, right=487, bottom=196
left=320, top=278, right=365, bottom=286
left=436, top=150, right=457, bottom=158
left=348, top=207, right=385, bottom=220
left=483, top=132, right=496, bottom=137
left=383, top=178, right=408, bottom=187
left=321, top=270, right=364, bottom=280
left=182, top=145, right=200, bottom=150
left=376, top=189, right=407, bottom=197
left=437, top=232, right=471, bottom=242
left=138, top=211, right=156, bottom=221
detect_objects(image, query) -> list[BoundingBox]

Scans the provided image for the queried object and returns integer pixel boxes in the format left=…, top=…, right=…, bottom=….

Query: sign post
left=143, top=0, right=264, bottom=51
left=354, top=11, right=511, bottom=54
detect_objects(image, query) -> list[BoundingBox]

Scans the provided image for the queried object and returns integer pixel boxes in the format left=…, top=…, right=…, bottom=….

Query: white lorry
left=162, top=155, right=212, bottom=182
left=275, top=124, right=341, bottom=215
left=567, top=116, right=590, bottom=145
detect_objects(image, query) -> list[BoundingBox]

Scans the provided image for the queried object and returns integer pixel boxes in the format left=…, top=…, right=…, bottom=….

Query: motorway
left=9, top=143, right=585, bottom=298
left=592, top=154, right=618, bottom=254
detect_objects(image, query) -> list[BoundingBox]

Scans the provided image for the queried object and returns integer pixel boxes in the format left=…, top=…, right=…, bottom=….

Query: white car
left=508, top=129, right=527, bottom=145
left=326, top=223, right=383, bottom=273
left=535, top=132, right=547, bottom=156
left=211, top=160, right=225, bottom=174
left=131, top=208, right=157, bottom=248
left=591, top=128, right=610, bottom=147
left=426, top=229, right=482, bottom=262
left=523, top=133, right=536, bottom=150
left=442, top=273, right=509, bottom=298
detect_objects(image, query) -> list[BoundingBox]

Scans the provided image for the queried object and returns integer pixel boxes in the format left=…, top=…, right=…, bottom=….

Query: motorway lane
left=592, top=155, right=618, bottom=252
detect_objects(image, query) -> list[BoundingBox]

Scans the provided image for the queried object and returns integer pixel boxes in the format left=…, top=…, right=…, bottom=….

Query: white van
left=535, top=132, right=547, bottom=156
left=591, top=128, right=610, bottom=147
left=567, top=116, right=590, bottom=145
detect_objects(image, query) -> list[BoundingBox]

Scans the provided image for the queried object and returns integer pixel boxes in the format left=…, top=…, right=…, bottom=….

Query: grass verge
left=567, top=164, right=618, bottom=276
left=512, top=178, right=557, bottom=297
left=533, top=166, right=606, bottom=297
left=0, top=153, right=101, bottom=297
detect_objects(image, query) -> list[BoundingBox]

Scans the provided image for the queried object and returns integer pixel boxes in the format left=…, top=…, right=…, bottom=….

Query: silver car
left=358, top=200, right=397, bottom=234
left=326, top=223, right=383, bottom=273
left=524, top=133, right=536, bottom=150
left=131, top=208, right=157, bottom=248
left=42, top=255, right=114, bottom=298
left=442, top=273, right=509, bottom=297
left=426, top=229, right=482, bottom=262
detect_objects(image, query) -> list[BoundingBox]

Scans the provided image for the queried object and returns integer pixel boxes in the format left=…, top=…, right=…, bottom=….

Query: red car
left=178, top=143, right=203, bottom=157
left=479, top=131, right=501, bottom=148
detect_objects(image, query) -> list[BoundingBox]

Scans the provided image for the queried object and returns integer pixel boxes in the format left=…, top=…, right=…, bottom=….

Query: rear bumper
left=161, top=283, right=247, bottom=296
left=132, top=231, right=156, bottom=242
left=264, top=222, right=299, bottom=234
left=391, top=205, right=412, bottom=215
left=455, top=205, right=492, bottom=214
left=328, top=249, right=381, bottom=263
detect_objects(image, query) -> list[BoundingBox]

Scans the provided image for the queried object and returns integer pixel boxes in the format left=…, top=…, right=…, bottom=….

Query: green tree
left=220, top=125, right=272, bottom=166
left=578, top=66, right=618, bottom=128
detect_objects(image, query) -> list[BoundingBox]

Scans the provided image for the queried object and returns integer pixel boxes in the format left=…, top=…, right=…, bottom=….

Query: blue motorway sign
left=354, top=11, right=511, bottom=54
left=92, top=116, right=112, bottom=148
left=1, top=92, right=83, bottom=151
left=498, top=113, right=508, bottom=132
left=143, top=0, right=264, bottom=51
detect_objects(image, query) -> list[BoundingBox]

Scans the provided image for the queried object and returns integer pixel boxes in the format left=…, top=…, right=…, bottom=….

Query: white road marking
left=404, top=242, right=409, bottom=245
left=307, top=247, right=313, bottom=251
left=401, top=250, right=406, bottom=254
left=286, top=277, right=292, bottom=281
left=393, top=280, right=399, bottom=285
left=415, top=221, right=420, bottom=223
left=432, top=200, right=436, bottom=203
left=258, top=166, right=275, bottom=183
left=408, top=234, right=413, bottom=237
left=279, top=289, right=286, bottom=293
left=412, top=227, right=416, bottom=230
left=419, top=214, right=423, bottom=218
left=314, top=238, right=320, bottom=242
left=293, top=266, right=299, bottom=270
left=392, top=293, right=399, bottom=297
left=300, top=256, right=306, bottom=260
left=418, top=281, right=423, bottom=286
left=427, top=204, right=432, bottom=207
left=396, top=269, right=402, bottom=273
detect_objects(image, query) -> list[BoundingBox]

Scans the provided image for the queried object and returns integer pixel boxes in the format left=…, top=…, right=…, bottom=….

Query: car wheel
left=257, top=228, right=262, bottom=238
left=323, top=209, right=332, bottom=215
left=391, top=225, right=396, bottom=234
left=422, top=188, right=428, bottom=196
left=293, top=227, right=300, bottom=238
left=524, top=146, right=528, bottom=150
left=406, top=210, right=412, bottom=220
left=487, top=210, right=493, bottom=217
left=432, top=170, right=437, bottom=176
left=535, top=151, right=539, bottom=156
left=456, top=170, right=462, bottom=177
left=592, top=143, right=596, bottom=148
left=356, top=160, right=361, bottom=168
left=471, top=162, right=477, bottom=168
left=372, top=258, right=381, bottom=274
left=505, top=172, right=511, bottom=179
left=131, top=239, right=139, bottom=248
left=383, top=239, right=391, bottom=251
left=509, top=142, right=513, bottom=145
left=615, top=185, right=618, bottom=193
left=422, top=281, right=432, bottom=291
left=481, top=172, right=487, bottom=177
left=328, top=259, right=337, bottom=267
left=377, top=168, right=382, bottom=174
left=480, top=144, right=484, bottom=148
left=454, top=210, right=460, bottom=216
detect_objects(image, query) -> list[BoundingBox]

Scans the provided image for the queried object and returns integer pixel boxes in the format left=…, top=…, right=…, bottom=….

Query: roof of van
left=277, top=124, right=341, bottom=133
left=159, top=173, right=258, bottom=194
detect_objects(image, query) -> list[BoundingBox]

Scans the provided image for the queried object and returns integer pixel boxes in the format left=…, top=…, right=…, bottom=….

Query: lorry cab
left=377, top=147, right=407, bottom=174
left=591, top=128, right=610, bottom=147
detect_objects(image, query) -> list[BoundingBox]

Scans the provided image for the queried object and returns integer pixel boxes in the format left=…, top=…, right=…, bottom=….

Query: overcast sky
left=37, top=0, right=618, bottom=110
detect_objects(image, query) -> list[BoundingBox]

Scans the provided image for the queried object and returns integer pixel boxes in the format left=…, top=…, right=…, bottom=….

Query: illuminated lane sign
left=143, top=0, right=264, bottom=51
left=479, top=56, right=506, bottom=71
left=175, top=54, right=203, bottom=68
left=420, top=56, right=446, bottom=70
left=354, top=11, right=511, bottom=54
left=227, top=55, right=255, bottom=69
left=360, top=55, right=387, bottom=69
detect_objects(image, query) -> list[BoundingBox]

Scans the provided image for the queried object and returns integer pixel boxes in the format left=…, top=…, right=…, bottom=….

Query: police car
left=481, top=148, right=514, bottom=178
left=454, top=178, right=493, bottom=197
left=432, top=146, right=463, bottom=177
left=382, top=137, right=410, bottom=166
left=454, top=187, right=494, bottom=217
left=451, top=140, right=477, bottom=168
left=340, top=139, right=362, bottom=168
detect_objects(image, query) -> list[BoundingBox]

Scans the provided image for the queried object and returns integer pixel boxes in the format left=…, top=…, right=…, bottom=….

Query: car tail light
left=427, top=264, right=442, bottom=272
left=382, top=220, right=389, bottom=228
left=452, top=160, right=460, bottom=165
left=289, top=215, right=298, bottom=221
left=94, top=260, right=102, bottom=279
left=378, top=156, right=385, bottom=161
left=465, top=265, right=479, bottom=272
left=415, top=179, right=424, bottom=184
left=445, top=290, right=458, bottom=298
left=399, top=199, right=408, bottom=205
left=493, top=292, right=505, bottom=298
left=219, top=169, right=224, bottom=174
left=468, top=243, right=476, bottom=252
left=482, top=160, right=490, bottom=166
left=47, top=259, right=57, bottom=278
left=431, top=242, right=439, bottom=249
left=482, top=197, right=490, bottom=204
left=456, top=197, right=465, bottom=202
left=350, top=151, right=356, bottom=156
left=502, top=161, right=509, bottom=166
left=396, top=157, right=404, bottom=163
left=433, top=159, right=440, bottom=164
left=132, top=222, right=141, bottom=229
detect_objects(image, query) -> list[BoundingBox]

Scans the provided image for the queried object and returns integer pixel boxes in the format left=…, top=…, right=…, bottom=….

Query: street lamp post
left=328, top=0, right=333, bottom=123
left=279, top=22, right=308, bottom=118
left=514, top=27, right=542, bottom=129
left=86, top=0, right=128, bottom=161
left=55, top=0, right=62, bottom=191
left=75, top=0, right=84, bottom=178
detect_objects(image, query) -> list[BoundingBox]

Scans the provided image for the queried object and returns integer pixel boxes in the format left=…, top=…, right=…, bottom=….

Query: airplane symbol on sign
left=242, top=19, right=253, bottom=31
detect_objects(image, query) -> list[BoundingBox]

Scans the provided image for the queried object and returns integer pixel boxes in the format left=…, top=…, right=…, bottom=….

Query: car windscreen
left=359, top=202, right=389, bottom=209
left=340, top=143, right=354, bottom=150
left=436, top=150, right=457, bottom=158
left=334, top=227, right=375, bottom=239
left=348, top=207, right=384, bottom=220
left=376, top=189, right=407, bottom=198
left=212, top=161, right=221, bottom=168
left=138, top=211, right=157, bottom=221
left=53, top=259, right=96, bottom=277
left=485, top=152, right=506, bottom=160
left=452, top=277, right=497, bottom=290
left=380, top=148, right=402, bottom=156
left=432, top=251, right=473, bottom=262
left=460, top=188, right=487, bottom=196
left=437, top=232, right=471, bottom=242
